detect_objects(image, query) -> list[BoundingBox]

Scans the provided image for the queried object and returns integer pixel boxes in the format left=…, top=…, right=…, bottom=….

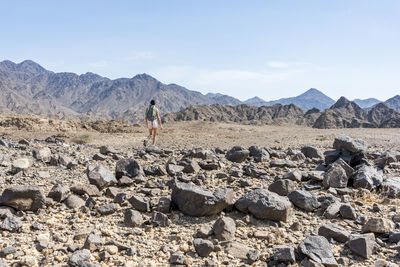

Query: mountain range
left=0, top=59, right=399, bottom=123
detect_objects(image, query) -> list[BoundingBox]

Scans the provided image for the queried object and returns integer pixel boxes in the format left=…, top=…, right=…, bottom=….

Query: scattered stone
left=83, top=233, right=102, bottom=251
left=68, top=249, right=91, bottom=266
left=128, top=195, right=150, bottom=212
left=1, top=215, right=22, bottom=232
left=249, top=146, right=270, bottom=162
left=348, top=233, right=376, bottom=259
left=71, top=184, right=100, bottom=196
left=223, top=242, right=251, bottom=259
left=124, top=209, right=143, bottom=227
left=235, top=189, right=292, bottom=222
left=288, top=190, right=320, bottom=211
left=151, top=211, right=168, bottom=227
left=0, top=185, right=45, bottom=211
left=362, top=218, right=395, bottom=234
left=318, top=223, right=350, bottom=243
left=115, top=158, right=142, bottom=179
left=157, top=197, right=171, bottom=213
left=11, top=158, right=32, bottom=174
left=65, top=195, right=85, bottom=209
left=298, top=236, right=337, bottom=266
left=323, top=163, right=348, bottom=188
left=283, top=170, right=302, bottom=182
left=270, top=159, right=297, bottom=168
left=333, top=135, right=368, bottom=153
left=93, top=153, right=107, bottom=161
left=193, top=238, right=214, bottom=257
left=352, top=165, right=383, bottom=190
left=301, top=146, right=324, bottom=159
left=268, top=179, right=296, bottom=196
left=324, top=202, right=341, bottom=219
left=213, top=216, right=236, bottom=241
left=99, top=145, right=116, bottom=155
left=48, top=183, right=70, bottom=202
left=32, top=147, right=51, bottom=162
left=381, top=177, right=400, bottom=198
left=171, top=181, right=235, bottom=217
left=226, top=146, right=250, bottom=163
left=88, top=165, right=117, bottom=189
left=169, top=252, right=185, bottom=264
left=97, top=203, right=118, bottom=215
left=339, top=204, right=357, bottom=220
left=273, top=245, right=296, bottom=263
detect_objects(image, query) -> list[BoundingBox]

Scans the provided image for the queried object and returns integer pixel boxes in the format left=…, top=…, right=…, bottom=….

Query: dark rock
left=196, top=225, right=213, bottom=238
left=128, top=195, right=150, bottom=212
left=288, top=190, right=320, bottom=211
left=193, top=238, right=214, bottom=257
left=362, top=218, right=395, bottom=233
left=65, top=195, right=85, bottom=209
left=171, top=181, right=235, bottom=217
left=151, top=211, right=168, bottom=227
left=105, top=187, right=120, bottom=198
left=115, top=158, right=142, bottom=179
left=339, top=204, right=356, bottom=220
left=301, top=146, right=323, bottom=159
left=157, top=197, right=171, bottom=213
left=71, top=184, right=100, bottom=196
left=352, top=165, right=383, bottom=190
left=268, top=179, right=296, bottom=196
left=389, top=230, right=400, bottom=243
left=179, top=158, right=200, bottom=173
left=381, top=177, right=400, bottom=198
left=213, top=216, right=236, bottom=241
left=226, top=146, right=250, bottom=163
left=118, top=176, right=135, bottom=186
left=124, top=209, right=143, bottom=227
left=87, top=165, right=117, bottom=189
left=32, top=147, right=51, bottom=162
left=92, top=153, right=107, bottom=161
left=246, top=249, right=260, bottom=264
left=0, top=185, right=45, bottom=211
left=298, top=236, right=337, bottom=266
left=0, top=247, right=16, bottom=257
left=48, top=183, right=70, bottom=202
left=235, top=189, right=292, bottom=222
left=166, top=163, right=184, bottom=176
left=68, top=249, right=91, bottom=266
left=318, top=223, right=350, bottom=243
left=348, top=233, right=376, bottom=259
left=97, top=203, right=118, bottom=215
left=83, top=234, right=102, bottom=251
left=333, top=136, right=368, bottom=153
left=223, top=242, right=251, bottom=259
left=323, top=164, right=348, bottom=188
left=99, top=145, right=116, bottom=155
left=273, top=245, right=296, bottom=263
left=1, top=215, right=22, bottom=232
left=249, top=146, right=270, bottom=162
left=113, top=193, right=127, bottom=204
left=270, top=159, right=297, bottom=168
left=169, top=252, right=185, bottom=264
left=283, top=170, right=302, bottom=182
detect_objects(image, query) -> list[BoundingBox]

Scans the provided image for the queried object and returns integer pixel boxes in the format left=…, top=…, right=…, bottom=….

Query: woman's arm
left=156, top=109, right=163, bottom=130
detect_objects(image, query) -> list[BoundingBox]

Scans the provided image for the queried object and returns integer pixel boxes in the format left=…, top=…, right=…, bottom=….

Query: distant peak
left=331, top=96, right=352, bottom=108
left=17, top=60, right=47, bottom=73
left=132, top=73, right=157, bottom=81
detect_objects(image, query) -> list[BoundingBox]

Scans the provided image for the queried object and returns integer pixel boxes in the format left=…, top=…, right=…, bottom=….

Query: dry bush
left=71, top=133, right=92, bottom=144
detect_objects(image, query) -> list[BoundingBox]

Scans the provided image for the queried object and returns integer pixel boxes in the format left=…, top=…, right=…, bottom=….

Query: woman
left=144, top=99, right=163, bottom=146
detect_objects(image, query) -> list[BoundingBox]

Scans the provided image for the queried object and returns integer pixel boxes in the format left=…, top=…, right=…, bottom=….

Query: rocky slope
left=0, top=135, right=399, bottom=266
left=353, top=98, right=381, bottom=109
left=384, top=95, right=400, bottom=112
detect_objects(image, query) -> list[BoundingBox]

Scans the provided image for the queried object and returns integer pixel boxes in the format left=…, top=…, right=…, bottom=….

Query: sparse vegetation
left=70, top=133, right=92, bottom=144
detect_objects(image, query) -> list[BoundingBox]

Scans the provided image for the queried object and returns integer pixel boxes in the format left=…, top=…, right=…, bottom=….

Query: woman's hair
left=150, top=99, right=155, bottom=105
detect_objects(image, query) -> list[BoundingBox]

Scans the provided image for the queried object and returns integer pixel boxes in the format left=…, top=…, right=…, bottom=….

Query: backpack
left=146, top=105, right=157, bottom=121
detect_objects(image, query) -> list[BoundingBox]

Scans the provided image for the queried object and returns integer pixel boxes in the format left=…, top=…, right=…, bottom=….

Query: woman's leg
left=152, top=128, right=158, bottom=145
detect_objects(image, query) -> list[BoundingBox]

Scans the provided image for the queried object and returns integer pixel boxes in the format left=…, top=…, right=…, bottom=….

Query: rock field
left=0, top=133, right=400, bottom=267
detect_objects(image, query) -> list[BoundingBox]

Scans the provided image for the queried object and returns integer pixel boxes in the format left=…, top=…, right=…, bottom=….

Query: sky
left=1, top=0, right=399, bottom=101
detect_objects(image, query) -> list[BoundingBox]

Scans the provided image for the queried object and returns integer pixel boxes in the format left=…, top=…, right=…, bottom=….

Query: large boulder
left=298, top=236, right=337, bottom=266
left=171, top=182, right=235, bottom=217
left=115, top=159, right=142, bottom=179
left=88, top=165, right=117, bottom=189
left=301, top=146, right=323, bottom=159
left=288, top=190, right=320, bottom=211
left=333, top=135, right=368, bottom=153
left=348, top=233, right=376, bottom=259
left=235, top=189, right=292, bottom=222
left=352, top=165, right=383, bottom=190
left=226, top=146, right=249, bottom=163
left=0, top=186, right=45, bottom=211
left=381, top=177, right=400, bottom=198
left=323, top=163, right=348, bottom=188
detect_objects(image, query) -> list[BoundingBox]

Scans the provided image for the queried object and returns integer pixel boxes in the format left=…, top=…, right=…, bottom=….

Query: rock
left=97, top=203, right=118, bottom=215
left=92, top=153, right=107, bottom=161
left=333, top=135, right=368, bottom=153
left=288, top=190, right=320, bottom=211
left=48, top=183, right=70, bottom=202
left=246, top=249, right=260, bottom=264
left=389, top=230, right=400, bottom=243
left=352, top=165, right=383, bottom=190
left=169, top=252, right=185, bottom=264
left=268, top=179, right=296, bottom=196
left=166, top=163, right=185, bottom=176
left=223, top=242, right=251, bottom=259
left=83, top=233, right=102, bottom=251
left=273, top=245, right=296, bottom=263
left=0, top=185, right=45, bottom=211
left=68, top=249, right=91, bottom=266
left=100, top=145, right=116, bottom=155
left=115, top=158, right=142, bottom=179
left=235, top=189, right=292, bottom=222
left=124, top=209, right=143, bottom=227
left=348, top=233, right=376, bottom=259
left=318, top=223, right=350, bottom=243
left=179, top=158, right=200, bottom=173
left=105, top=187, right=120, bottom=198
left=226, top=146, right=250, bottom=163
left=213, top=216, right=236, bottom=241
left=301, top=146, right=323, bottom=159
left=157, top=197, right=171, bottom=213
left=249, top=146, right=270, bottom=162
left=171, top=181, right=235, bottom=217
left=151, top=211, right=168, bottom=227
left=1, top=215, right=22, bottom=232
left=88, top=165, right=117, bottom=189
left=362, top=218, right=395, bottom=234
left=58, top=154, right=73, bottom=166
left=283, top=170, right=302, bottom=182
left=113, top=193, right=127, bottom=204
left=71, top=184, right=100, bottom=196
left=32, top=147, right=51, bottom=162
left=270, top=159, right=297, bottom=168
left=323, top=163, right=348, bottom=188
left=193, top=238, right=214, bottom=257
left=381, top=177, right=400, bottom=198
left=11, top=158, right=32, bottom=174
left=192, top=149, right=216, bottom=160
left=298, top=236, right=337, bottom=266
left=0, top=247, right=16, bottom=257
left=128, top=195, right=150, bottom=212
left=118, top=176, right=135, bottom=186
left=339, top=204, right=356, bottom=220
left=65, top=195, right=85, bottom=209
left=324, top=202, right=341, bottom=219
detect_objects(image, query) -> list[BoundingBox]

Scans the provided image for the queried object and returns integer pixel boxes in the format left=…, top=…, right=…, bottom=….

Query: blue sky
left=1, top=0, right=399, bottom=101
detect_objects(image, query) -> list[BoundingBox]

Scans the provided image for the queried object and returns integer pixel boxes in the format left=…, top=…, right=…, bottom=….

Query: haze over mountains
left=0, top=59, right=399, bottom=126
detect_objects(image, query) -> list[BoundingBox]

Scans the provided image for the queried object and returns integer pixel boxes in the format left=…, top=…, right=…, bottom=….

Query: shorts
left=147, top=119, right=158, bottom=129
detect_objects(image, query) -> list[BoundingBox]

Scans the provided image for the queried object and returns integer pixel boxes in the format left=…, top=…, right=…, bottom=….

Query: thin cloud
left=266, top=61, right=311, bottom=68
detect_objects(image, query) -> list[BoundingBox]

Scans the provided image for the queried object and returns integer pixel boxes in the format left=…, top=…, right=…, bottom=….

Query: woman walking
left=144, top=99, right=163, bottom=146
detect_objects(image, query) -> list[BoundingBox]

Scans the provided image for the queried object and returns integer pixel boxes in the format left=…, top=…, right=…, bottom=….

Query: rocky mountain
left=384, top=95, right=400, bottom=112
left=353, top=98, right=381, bottom=109
left=0, top=60, right=215, bottom=122
left=266, top=88, right=335, bottom=111
left=243, top=96, right=269, bottom=107
left=205, top=93, right=242, bottom=106
left=163, top=103, right=316, bottom=126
